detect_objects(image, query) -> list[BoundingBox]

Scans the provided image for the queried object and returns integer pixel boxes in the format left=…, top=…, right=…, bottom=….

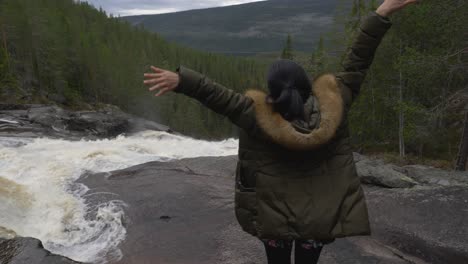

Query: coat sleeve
left=335, top=12, right=392, bottom=106
left=174, top=66, right=258, bottom=133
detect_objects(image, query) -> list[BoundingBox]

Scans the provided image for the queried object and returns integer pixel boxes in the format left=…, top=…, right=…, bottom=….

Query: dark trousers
left=262, top=239, right=323, bottom=264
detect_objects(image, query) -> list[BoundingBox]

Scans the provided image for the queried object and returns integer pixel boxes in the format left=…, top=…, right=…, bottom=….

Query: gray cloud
left=83, top=0, right=266, bottom=16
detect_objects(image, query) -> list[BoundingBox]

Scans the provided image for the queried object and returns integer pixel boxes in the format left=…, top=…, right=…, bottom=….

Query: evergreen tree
left=309, top=36, right=329, bottom=75
left=280, top=34, right=294, bottom=60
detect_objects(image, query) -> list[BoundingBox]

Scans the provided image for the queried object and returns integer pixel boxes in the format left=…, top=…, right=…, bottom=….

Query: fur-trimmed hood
left=245, top=74, right=343, bottom=151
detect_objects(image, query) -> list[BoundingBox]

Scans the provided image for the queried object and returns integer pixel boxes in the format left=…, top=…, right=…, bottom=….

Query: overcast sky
left=83, top=0, right=266, bottom=16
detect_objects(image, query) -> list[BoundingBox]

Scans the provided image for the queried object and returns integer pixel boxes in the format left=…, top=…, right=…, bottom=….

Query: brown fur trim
left=245, top=74, right=343, bottom=151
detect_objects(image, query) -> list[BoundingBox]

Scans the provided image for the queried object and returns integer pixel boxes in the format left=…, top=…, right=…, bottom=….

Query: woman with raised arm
left=144, top=0, right=419, bottom=263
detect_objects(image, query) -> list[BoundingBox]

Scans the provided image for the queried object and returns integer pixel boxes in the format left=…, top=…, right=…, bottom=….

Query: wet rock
left=0, top=227, right=16, bottom=240
left=66, top=111, right=129, bottom=138
left=26, top=105, right=66, bottom=128
left=0, top=237, right=79, bottom=264
left=0, top=104, right=172, bottom=140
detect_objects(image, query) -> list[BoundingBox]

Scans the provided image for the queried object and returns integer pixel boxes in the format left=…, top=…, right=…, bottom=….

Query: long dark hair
left=267, top=59, right=311, bottom=121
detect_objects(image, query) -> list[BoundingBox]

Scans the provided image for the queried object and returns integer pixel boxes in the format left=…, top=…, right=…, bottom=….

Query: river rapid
left=0, top=131, right=238, bottom=263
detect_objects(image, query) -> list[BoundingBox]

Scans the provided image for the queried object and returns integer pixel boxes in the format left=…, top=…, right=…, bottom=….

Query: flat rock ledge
left=354, top=153, right=468, bottom=188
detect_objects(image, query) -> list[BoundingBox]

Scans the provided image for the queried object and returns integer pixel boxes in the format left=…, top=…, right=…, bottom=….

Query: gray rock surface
left=0, top=104, right=171, bottom=140
left=403, top=165, right=468, bottom=187
left=76, top=156, right=461, bottom=264
left=366, top=186, right=468, bottom=264
left=353, top=153, right=468, bottom=188
left=0, top=237, right=79, bottom=264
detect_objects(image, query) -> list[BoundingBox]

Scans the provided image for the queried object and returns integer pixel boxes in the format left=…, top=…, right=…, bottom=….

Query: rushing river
left=0, top=131, right=238, bottom=263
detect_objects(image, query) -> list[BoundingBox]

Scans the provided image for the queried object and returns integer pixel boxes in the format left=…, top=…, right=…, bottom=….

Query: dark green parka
left=174, top=13, right=392, bottom=241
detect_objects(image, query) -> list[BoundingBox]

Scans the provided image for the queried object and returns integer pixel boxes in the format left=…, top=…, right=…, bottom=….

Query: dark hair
left=267, top=59, right=312, bottom=121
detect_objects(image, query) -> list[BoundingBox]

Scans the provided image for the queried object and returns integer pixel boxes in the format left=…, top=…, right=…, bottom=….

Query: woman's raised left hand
left=143, top=66, right=180, bottom=97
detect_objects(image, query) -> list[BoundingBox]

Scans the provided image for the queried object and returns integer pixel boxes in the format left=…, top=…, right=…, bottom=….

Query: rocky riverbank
left=2, top=155, right=467, bottom=264
left=1, top=104, right=467, bottom=264
left=79, top=156, right=468, bottom=264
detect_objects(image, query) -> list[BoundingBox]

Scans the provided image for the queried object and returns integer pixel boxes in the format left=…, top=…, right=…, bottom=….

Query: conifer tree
left=280, top=34, right=294, bottom=60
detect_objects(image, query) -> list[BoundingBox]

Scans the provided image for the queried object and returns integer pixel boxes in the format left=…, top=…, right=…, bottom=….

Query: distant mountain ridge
left=123, top=0, right=344, bottom=55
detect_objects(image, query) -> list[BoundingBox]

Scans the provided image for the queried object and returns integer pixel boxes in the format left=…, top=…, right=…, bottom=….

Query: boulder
left=66, top=111, right=129, bottom=138
left=354, top=155, right=418, bottom=188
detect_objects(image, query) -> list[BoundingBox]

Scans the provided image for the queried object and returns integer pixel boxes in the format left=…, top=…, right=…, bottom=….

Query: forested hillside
left=0, top=0, right=267, bottom=139
left=123, top=0, right=343, bottom=55
left=310, top=0, right=467, bottom=161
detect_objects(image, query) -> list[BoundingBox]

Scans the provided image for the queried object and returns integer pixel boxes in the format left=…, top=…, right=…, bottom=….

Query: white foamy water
left=0, top=131, right=238, bottom=263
